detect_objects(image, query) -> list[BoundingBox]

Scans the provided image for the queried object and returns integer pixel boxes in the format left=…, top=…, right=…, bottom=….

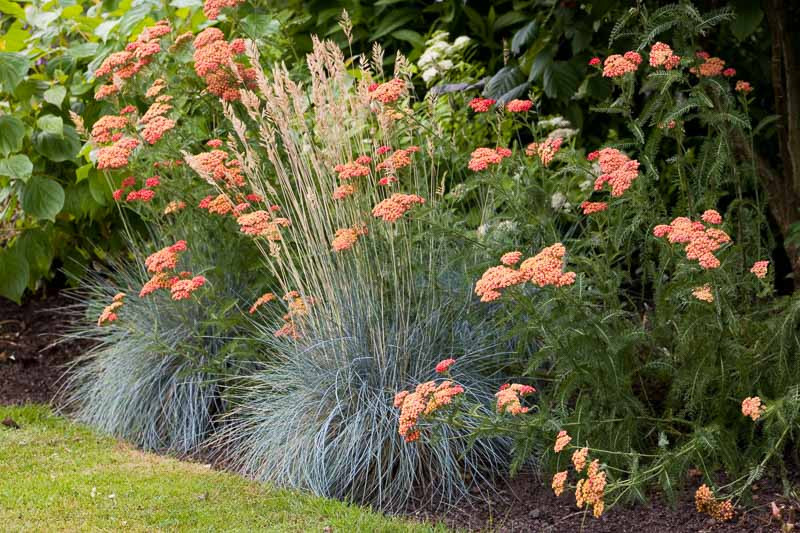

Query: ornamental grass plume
left=207, top=37, right=508, bottom=510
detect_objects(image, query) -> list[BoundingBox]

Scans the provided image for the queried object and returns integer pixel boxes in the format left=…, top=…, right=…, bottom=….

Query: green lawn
left=0, top=405, right=449, bottom=532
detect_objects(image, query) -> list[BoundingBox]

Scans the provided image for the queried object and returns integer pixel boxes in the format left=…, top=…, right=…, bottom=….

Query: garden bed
left=0, top=291, right=788, bottom=532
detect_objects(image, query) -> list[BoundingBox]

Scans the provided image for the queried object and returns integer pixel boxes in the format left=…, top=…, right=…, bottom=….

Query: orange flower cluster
left=495, top=383, right=535, bottom=415
left=126, top=188, right=155, bottom=202
left=332, top=184, right=355, bottom=200
left=701, top=209, right=722, bottom=224
left=144, top=240, right=187, bottom=273
left=572, top=447, right=588, bottom=472
left=468, top=97, right=496, bottom=112
left=692, top=284, right=714, bottom=302
left=505, top=99, right=533, bottom=112
left=249, top=292, right=276, bottom=314
left=96, top=137, right=140, bottom=170
left=94, top=20, right=171, bottom=90
left=237, top=210, right=289, bottom=240
left=435, top=358, right=456, bottom=373
left=525, top=137, right=562, bottom=167
left=146, top=78, right=167, bottom=98
left=192, top=28, right=254, bottom=101
left=741, top=396, right=764, bottom=421
left=170, top=275, right=207, bottom=300
left=141, top=115, right=176, bottom=145
left=468, top=147, right=512, bottom=171
left=164, top=200, right=186, bottom=214
left=371, top=193, right=425, bottom=222
left=475, top=244, right=575, bottom=302
left=202, top=0, right=243, bottom=19
left=98, top=293, right=126, bottom=326
left=695, top=484, right=734, bottom=522
left=369, top=79, right=408, bottom=104
left=691, top=56, right=725, bottom=77
left=552, top=471, right=568, bottom=496
left=375, top=146, right=418, bottom=172
left=334, top=161, right=370, bottom=180
left=331, top=225, right=368, bottom=252
left=735, top=80, right=753, bottom=94
left=576, top=460, right=607, bottom=518
left=273, top=291, right=314, bottom=340
left=649, top=42, right=681, bottom=69
left=187, top=149, right=244, bottom=187
left=750, top=260, right=769, bottom=279
left=554, top=430, right=572, bottom=453
left=500, top=251, right=522, bottom=266
left=394, top=379, right=465, bottom=442
left=580, top=201, right=609, bottom=215
left=592, top=148, right=640, bottom=197
left=91, top=115, right=128, bottom=143
left=652, top=216, right=731, bottom=269
left=603, top=52, right=642, bottom=77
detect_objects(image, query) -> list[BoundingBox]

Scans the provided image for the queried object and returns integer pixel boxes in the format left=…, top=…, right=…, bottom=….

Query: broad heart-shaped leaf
left=22, top=176, right=65, bottom=221
left=0, top=115, right=25, bottom=156
left=484, top=66, right=525, bottom=99
left=16, top=228, right=54, bottom=283
left=543, top=61, right=582, bottom=100
left=43, top=85, right=67, bottom=107
left=36, top=115, right=64, bottom=137
left=0, top=52, right=30, bottom=93
left=730, top=1, right=763, bottom=41
left=0, top=154, right=33, bottom=182
left=241, top=14, right=280, bottom=40
left=0, top=249, right=29, bottom=303
left=511, top=20, right=537, bottom=55
left=33, top=124, right=80, bottom=162
left=0, top=0, right=25, bottom=18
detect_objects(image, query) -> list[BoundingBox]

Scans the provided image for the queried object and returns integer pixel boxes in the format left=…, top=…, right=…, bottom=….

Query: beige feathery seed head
left=338, top=9, right=353, bottom=47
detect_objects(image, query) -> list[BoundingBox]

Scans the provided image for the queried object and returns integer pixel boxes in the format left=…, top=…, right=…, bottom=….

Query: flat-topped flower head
left=580, top=201, right=608, bottom=215
left=170, top=275, right=206, bottom=300
left=394, top=380, right=464, bottom=442
left=649, top=42, right=680, bottom=70
left=701, top=209, right=722, bottom=224
left=371, top=193, right=425, bottom=222
left=603, top=53, right=640, bottom=77
left=468, top=147, right=511, bottom=171
left=552, top=471, right=567, bottom=496
left=692, top=284, right=714, bottom=302
left=735, top=80, right=753, bottom=93
left=741, top=396, right=764, bottom=421
left=518, top=243, right=576, bottom=288
left=332, top=184, right=355, bottom=200
left=554, top=430, right=571, bottom=452
left=334, top=161, right=370, bottom=181
left=249, top=292, right=276, bottom=314
left=474, top=265, right=523, bottom=302
left=468, top=97, right=495, bottom=112
left=500, top=251, right=522, bottom=266
left=505, top=99, right=533, bottom=112
left=369, top=78, right=408, bottom=103
left=434, top=358, right=456, bottom=373
left=526, top=137, right=562, bottom=167
left=750, top=260, right=769, bottom=279
left=144, top=240, right=187, bottom=273
left=572, top=447, right=588, bottom=472
left=91, top=115, right=128, bottom=143
left=592, top=148, right=640, bottom=197
left=495, top=383, right=535, bottom=415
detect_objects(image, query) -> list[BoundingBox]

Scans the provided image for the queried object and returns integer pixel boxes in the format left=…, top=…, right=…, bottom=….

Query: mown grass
left=0, top=405, right=450, bottom=532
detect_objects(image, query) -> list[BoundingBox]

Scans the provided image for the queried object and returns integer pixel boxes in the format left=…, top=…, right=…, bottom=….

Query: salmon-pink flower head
left=95, top=51, right=134, bottom=78
left=248, top=292, right=276, bottom=314
left=572, top=447, right=589, bottom=472
left=505, top=99, right=533, bottom=112
left=332, top=184, right=355, bottom=200
left=237, top=210, right=284, bottom=240
left=96, top=137, right=140, bottom=170
left=554, top=430, right=572, bottom=453
left=735, top=80, right=753, bottom=93
left=581, top=201, right=609, bottom=215
left=394, top=380, right=465, bottom=442
left=145, top=78, right=166, bottom=99
left=193, top=27, right=225, bottom=49
left=119, top=105, right=136, bottom=115
left=230, top=38, right=246, bottom=55
left=145, top=176, right=161, bottom=188
left=576, top=461, right=607, bottom=518
left=355, top=155, right=372, bottom=165
left=526, top=138, right=562, bottom=167
left=163, top=200, right=186, bottom=215
left=206, top=139, right=224, bottom=148
left=692, top=284, right=714, bottom=302
left=131, top=188, right=155, bottom=202
left=552, top=471, right=567, bottom=497
left=193, top=38, right=232, bottom=76
left=139, top=102, right=172, bottom=125
left=371, top=193, right=425, bottom=222
left=94, top=84, right=119, bottom=100
left=518, top=243, right=576, bottom=288
left=376, top=148, right=415, bottom=172
left=587, top=150, right=600, bottom=161
left=378, top=175, right=398, bottom=186
left=369, top=78, right=408, bottom=104
left=435, top=358, right=456, bottom=373
left=701, top=209, right=722, bottom=224
left=91, top=115, right=128, bottom=144
left=474, top=265, right=523, bottom=302
left=375, top=145, right=392, bottom=155
left=750, top=260, right=769, bottom=279
left=495, top=383, right=535, bottom=415
left=203, top=0, right=243, bottom=19
left=468, top=147, right=512, bottom=172
left=138, top=272, right=172, bottom=297
left=741, top=396, right=764, bottom=421
left=331, top=228, right=360, bottom=252
left=170, top=275, right=206, bottom=301
left=592, top=147, right=640, bottom=197
left=245, top=193, right=263, bottom=203
left=723, top=68, right=736, bottom=77
left=696, top=51, right=710, bottom=60
left=141, top=116, right=175, bottom=145
left=691, top=56, right=725, bottom=77
left=144, top=240, right=187, bottom=273
left=654, top=217, right=729, bottom=269
left=588, top=57, right=601, bottom=66
left=603, top=53, right=640, bottom=77
left=97, top=300, right=124, bottom=326
left=649, top=42, right=681, bottom=70
left=468, top=97, right=496, bottom=112
left=112, top=189, right=124, bottom=201
left=501, top=251, right=522, bottom=266
left=334, top=161, right=370, bottom=181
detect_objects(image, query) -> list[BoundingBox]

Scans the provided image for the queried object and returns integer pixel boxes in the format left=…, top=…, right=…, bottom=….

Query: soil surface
left=0, top=290, right=90, bottom=405
left=1, top=290, right=794, bottom=532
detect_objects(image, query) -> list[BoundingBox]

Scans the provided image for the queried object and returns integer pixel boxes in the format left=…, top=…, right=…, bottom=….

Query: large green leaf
left=511, top=20, right=537, bottom=55
left=32, top=124, right=80, bottom=162
left=0, top=0, right=25, bottom=18
left=16, top=228, right=54, bottom=283
left=0, top=154, right=33, bottom=182
left=484, top=66, right=525, bottom=99
left=0, top=115, right=25, bottom=156
left=543, top=61, right=582, bottom=100
left=36, top=115, right=64, bottom=137
left=0, top=249, right=29, bottom=303
left=22, top=176, right=65, bottom=221
left=43, top=85, right=67, bottom=107
left=0, top=52, right=30, bottom=93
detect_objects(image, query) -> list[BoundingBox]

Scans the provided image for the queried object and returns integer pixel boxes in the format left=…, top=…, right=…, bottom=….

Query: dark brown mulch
left=0, top=290, right=90, bottom=405
left=408, top=471, right=792, bottom=532
left=1, top=291, right=795, bottom=531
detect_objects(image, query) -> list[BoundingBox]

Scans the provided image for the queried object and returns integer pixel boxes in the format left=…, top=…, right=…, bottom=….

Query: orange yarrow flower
left=554, top=430, right=572, bottom=453
left=741, top=396, right=764, bottom=421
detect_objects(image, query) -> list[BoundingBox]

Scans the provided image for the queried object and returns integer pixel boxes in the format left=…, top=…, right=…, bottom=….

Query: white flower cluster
left=417, top=31, right=471, bottom=85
